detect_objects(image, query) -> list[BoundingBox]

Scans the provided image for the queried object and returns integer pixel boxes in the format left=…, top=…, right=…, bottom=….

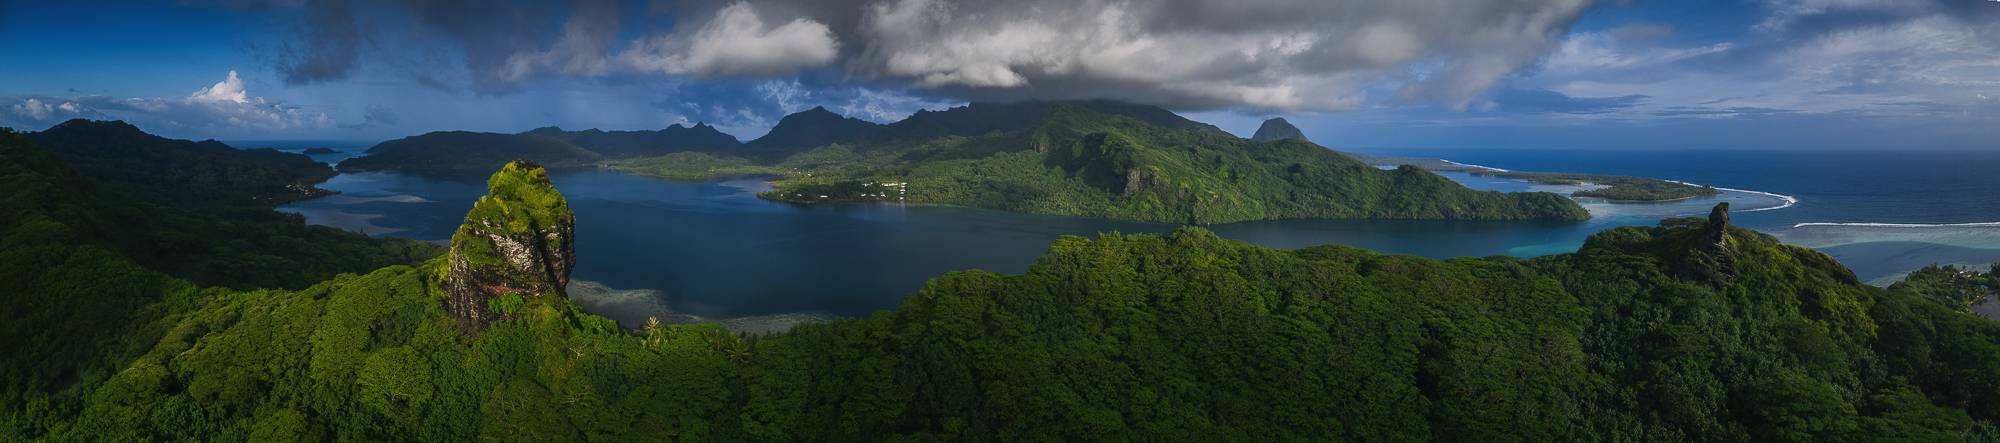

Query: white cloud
left=3, top=71, right=337, bottom=136
left=12, top=98, right=55, bottom=120
left=1504, top=0, right=2000, bottom=126
left=498, top=0, right=621, bottom=83
left=189, top=70, right=253, bottom=104
left=1756, top=0, right=1931, bottom=32
left=620, top=3, right=840, bottom=77
left=9, top=98, right=85, bottom=122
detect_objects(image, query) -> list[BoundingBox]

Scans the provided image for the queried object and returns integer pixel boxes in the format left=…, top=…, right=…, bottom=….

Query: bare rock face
left=441, top=160, right=576, bottom=330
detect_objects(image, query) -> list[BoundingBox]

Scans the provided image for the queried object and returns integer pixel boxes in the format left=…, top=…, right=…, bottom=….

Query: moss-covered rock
left=440, top=160, right=576, bottom=330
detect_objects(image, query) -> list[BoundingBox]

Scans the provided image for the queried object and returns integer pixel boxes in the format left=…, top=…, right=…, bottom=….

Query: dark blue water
left=277, top=145, right=2000, bottom=321
left=1355, top=148, right=2000, bottom=228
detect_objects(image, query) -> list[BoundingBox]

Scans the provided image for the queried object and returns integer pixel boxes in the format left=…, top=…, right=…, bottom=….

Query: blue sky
left=2, top=0, right=1996, bottom=150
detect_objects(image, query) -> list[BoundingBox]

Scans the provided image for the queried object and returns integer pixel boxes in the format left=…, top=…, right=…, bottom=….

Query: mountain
left=643, top=101, right=1591, bottom=224
left=520, top=123, right=740, bottom=159
left=27, top=119, right=335, bottom=207
left=1250, top=117, right=1307, bottom=142
left=11, top=157, right=2000, bottom=441
left=888, top=100, right=1223, bottom=139
left=0, top=125, right=441, bottom=290
left=342, top=124, right=741, bottom=175
left=440, top=160, right=577, bottom=330
left=0, top=127, right=441, bottom=434
left=741, top=106, right=885, bottom=154
left=339, top=131, right=604, bottom=175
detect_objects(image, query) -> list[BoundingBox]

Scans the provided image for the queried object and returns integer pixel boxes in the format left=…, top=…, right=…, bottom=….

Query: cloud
left=276, top=0, right=360, bottom=84
left=1488, top=88, right=1649, bottom=114
left=620, top=2, right=840, bottom=77
left=1, top=71, right=336, bottom=137
left=500, top=0, right=623, bottom=82
left=340, top=105, right=401, bottom=129
left=12, top=98, right=78, bottom=121
left=1510, top=0, right=2000, bottom=125
left=190, top=70, right=253, bottom=104
left=1651, top=106, right=1798, bottom=118
left=231, top=0, right=1591, bottom=112
left=842, top=0, right=1592, bottom=111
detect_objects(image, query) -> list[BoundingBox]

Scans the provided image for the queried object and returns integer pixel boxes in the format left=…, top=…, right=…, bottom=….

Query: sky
left=0, top=0, right=1996, bottom=150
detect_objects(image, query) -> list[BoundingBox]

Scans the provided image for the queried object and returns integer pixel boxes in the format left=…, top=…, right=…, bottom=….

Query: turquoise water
left=278, top=155, right=1787, bottom=321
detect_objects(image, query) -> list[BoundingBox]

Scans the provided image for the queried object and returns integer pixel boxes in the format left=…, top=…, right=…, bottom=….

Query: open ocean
left=1351, top=147, right=2000, bottom=283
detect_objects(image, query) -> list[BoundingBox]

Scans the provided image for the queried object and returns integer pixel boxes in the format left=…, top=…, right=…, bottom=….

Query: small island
left=1351, top=153, right=1720, bottom=202
left=302, top=147, right=338, bottom=155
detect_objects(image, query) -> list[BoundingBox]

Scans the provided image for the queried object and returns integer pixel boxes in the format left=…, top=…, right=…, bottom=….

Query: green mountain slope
left=519, top=123, right=740, bottom=159
left=741, top=106, right=884, bottom=156
left=733, top=103, right=1588, bottom=223
left=9, top=161, right=2000, bottom=441
left=28, top=119, right=335, bottom=207
left=1250, top=117, right=1307, bottom=142
left=342, top=124, right=744, bottom=175
left=339, top=131, right=604, bottom=175
left=0, top=128, right=441, bottom=439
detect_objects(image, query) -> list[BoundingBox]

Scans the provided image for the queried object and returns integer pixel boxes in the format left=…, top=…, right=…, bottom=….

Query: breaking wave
left=1663, top=180, right=1797, bottom=212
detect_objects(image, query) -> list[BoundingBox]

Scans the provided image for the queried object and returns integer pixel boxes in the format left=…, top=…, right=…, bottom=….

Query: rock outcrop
left=1250, top=117, right=1308, bottom=143
left=440, top=160, right=576, bottom=329
left=1680, top=202, right=1739, bottom=287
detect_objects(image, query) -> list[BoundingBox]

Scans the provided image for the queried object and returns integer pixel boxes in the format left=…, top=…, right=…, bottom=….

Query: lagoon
left=280, top=161, right=1794, bottom=326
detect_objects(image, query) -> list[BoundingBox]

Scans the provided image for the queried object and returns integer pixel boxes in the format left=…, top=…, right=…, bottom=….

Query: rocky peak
left=1250, top=117, right=1308, bottom=143
left=1706, top=202, right=1731, bottom=246
left=1682, top=202, right=1738, bottom=287
left=441, top=160, right=577, bottom=330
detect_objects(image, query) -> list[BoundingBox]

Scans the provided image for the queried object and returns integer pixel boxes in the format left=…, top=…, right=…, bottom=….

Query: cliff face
left=440, top=160, right=577, bottom=329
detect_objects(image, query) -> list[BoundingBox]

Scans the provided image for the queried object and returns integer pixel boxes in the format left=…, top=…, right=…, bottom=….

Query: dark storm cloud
left=277, top=0, right=360, bottom=84
left=219, top=0, right=1596, bottom=111
left=339, top=105, right=400, bottom=129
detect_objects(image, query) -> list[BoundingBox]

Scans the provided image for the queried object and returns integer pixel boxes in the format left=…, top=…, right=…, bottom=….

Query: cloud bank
left=1, top=71, right=335, bottom=137
left=237, top=0, right=1593, bottom=111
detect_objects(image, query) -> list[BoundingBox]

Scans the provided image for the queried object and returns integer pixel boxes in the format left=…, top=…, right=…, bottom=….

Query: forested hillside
left=339, top=124, right=741, bottom=176
left=8, top=158, right=2000, bottom=441
left=0, top=127, right=445, bottom=441
left=27, top=119, right=336, bottom=207
left=625, top=102, right=1592, bottom=224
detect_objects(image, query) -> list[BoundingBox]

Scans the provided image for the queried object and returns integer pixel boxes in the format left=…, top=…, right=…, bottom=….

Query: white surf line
left=1792, top=221, right=2000, bottom=228
left=1663, top=179, right=1798, bottom=212
left=1439, top=159, right=1511, bottom=172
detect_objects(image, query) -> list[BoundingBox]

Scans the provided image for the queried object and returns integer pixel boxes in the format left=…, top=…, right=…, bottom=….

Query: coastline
left=1662, top=179, right=1798, bottom=212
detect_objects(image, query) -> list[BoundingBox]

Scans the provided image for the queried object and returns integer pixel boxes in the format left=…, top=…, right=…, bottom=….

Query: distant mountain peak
left=748, top=106, right=884, bottom=151
left=45, top=119, right=146, bottom=136
left=1251, top=117, right=1307, bottom=143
